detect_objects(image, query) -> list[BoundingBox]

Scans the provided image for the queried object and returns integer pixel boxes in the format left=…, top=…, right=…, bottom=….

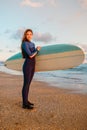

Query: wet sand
left=0, top=72, right=87, bottom=130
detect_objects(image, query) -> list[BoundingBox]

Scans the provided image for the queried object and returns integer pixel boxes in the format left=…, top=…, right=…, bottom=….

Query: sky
left=0, top=0, right=87, bottom=61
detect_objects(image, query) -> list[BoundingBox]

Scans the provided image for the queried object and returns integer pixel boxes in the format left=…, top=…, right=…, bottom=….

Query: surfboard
left=5, top=44, right=85, bottom=72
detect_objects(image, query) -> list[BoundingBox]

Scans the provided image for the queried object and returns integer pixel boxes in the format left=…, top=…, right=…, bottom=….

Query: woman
left=21, top=29, right=41, bottom=109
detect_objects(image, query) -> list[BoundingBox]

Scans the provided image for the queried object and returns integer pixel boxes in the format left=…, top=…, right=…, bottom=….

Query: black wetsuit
left=22, top=41, right=37, bottom=105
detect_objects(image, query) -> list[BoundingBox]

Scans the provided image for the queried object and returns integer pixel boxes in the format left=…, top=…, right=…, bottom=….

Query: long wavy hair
left=21, top=29, right=33, bottom=57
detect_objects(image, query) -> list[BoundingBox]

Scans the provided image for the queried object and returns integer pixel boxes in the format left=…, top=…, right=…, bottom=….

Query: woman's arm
left=29, top=51, right=37, bottom=58
left=30, top=46, right=41, bottom=58
left=22, top=42, right=41, bottom=59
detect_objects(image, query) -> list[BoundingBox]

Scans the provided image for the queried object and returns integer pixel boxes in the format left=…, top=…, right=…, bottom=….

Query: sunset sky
left=0, top=0, right=87, bottom=61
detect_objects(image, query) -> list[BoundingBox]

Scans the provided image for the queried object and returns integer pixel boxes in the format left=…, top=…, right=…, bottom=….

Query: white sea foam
left=0, top=54, right=87, bottom=94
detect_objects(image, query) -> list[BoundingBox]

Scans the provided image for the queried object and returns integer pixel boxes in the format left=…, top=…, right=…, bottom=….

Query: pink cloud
left=47, top=0, right=57, bottom=6
left=78, top=0, right=87, bottom=9
left=33, top=32, right=56, bottom=42
left=21, top=0, right=43, bottom=7
left=11, top=28, right=56, bottom=43
left=21, top=0, right=57, bottom=7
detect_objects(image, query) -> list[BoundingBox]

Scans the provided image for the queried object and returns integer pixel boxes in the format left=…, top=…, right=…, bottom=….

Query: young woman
left=21, top=29, right=41, bottom=109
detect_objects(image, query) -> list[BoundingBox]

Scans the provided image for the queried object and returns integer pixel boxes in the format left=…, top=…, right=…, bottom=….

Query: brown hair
left=21, top=29, right=33, bottom=57
left=22, top=29, right=33, bottom=43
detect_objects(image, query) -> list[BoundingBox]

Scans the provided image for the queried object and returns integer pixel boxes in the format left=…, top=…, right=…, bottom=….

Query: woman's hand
left=36, top=46, right=41, bottom=51
left=30, top=46, right=41, bottom=58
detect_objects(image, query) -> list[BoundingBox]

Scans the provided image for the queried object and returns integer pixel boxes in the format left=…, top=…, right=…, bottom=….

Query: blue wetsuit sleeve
left=22, top=42, right=37, bottom=56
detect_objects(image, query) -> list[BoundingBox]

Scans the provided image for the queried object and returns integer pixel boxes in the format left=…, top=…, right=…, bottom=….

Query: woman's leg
left=22, top=63, right=33, bottom=105
left=27, top=66, right=35, bottom=104
left=29, top=66, right=35, bottom=84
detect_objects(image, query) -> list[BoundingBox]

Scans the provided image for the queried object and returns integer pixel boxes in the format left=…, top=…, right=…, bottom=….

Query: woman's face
left=26, top=31, right=33, bottom=41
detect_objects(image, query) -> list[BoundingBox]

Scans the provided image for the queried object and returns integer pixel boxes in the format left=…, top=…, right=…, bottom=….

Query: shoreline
left=1, top=63, right=87, bottom=94
left=0, top=72, right=87, bottom=130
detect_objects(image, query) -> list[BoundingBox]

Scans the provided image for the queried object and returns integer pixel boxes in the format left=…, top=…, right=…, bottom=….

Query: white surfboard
left=5, top=44, right=85, bottom=72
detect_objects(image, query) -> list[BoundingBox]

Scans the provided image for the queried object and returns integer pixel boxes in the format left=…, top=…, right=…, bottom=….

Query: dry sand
left=0, top=72, right=87, bottom=130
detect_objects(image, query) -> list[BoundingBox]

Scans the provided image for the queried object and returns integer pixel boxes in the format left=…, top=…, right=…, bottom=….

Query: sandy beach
left=0, top=72, right=87, bottom=130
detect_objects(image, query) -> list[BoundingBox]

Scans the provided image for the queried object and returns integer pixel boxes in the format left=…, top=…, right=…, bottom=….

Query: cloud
left=21, top=0, right=57, bottom=7
left=8, top=50, right=16, bottom=53
left=47, top=0, right=57, bottom=6
left=12, top=28, right=56, bottom=43
left=12, top=28, right=25, bottom=40
left=33, top=32, right=55, bottom=42
left=21, top=0, right=43, bottom=7
left=78, top=0, right=87, bottom=9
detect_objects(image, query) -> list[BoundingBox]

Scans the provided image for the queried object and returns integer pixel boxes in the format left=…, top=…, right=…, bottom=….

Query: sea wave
left=66, top=63, right=87, bottom=73
left=0, top=60, right=87, bottom=93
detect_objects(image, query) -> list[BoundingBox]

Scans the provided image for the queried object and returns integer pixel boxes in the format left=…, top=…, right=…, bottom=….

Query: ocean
left=0, top=54, right=87, bottom=94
